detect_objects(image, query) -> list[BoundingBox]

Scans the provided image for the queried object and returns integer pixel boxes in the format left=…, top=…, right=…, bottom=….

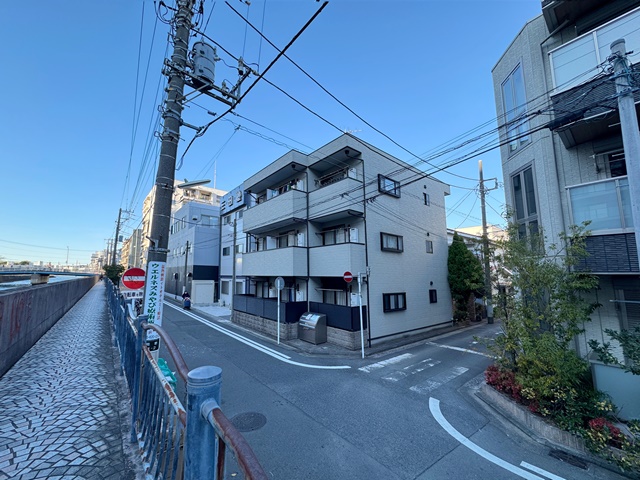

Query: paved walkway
left=0, top=282, right=142, bottom=480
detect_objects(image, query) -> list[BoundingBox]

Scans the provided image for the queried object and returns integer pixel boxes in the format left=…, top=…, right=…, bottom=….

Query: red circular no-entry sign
left=343, top=271, right=353, bottom=283
left=122, top=267, right=146, bottom=290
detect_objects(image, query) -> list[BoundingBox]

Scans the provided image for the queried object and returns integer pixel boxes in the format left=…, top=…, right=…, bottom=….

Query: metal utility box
left=298, top=312, right=327, bottom=345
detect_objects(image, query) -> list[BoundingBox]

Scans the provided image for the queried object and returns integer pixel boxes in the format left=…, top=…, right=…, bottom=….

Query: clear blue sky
left=0, top=0, right=541, bottom=265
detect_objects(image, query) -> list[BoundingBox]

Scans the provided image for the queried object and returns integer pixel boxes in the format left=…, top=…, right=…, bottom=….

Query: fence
left=106, top=280, right=267, bottom=479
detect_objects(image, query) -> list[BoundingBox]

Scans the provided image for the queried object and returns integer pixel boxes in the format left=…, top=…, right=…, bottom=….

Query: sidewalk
left=0, top=282, right=141, bottom=480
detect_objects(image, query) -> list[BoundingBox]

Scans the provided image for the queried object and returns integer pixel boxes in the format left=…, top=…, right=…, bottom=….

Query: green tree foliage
left=447, top=232, right=484, bottom=323
left=103, top=264, right=125, bottom=284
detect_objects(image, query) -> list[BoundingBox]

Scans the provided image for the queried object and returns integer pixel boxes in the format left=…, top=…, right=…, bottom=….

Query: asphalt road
left=158, top=302, right=626, bottom=480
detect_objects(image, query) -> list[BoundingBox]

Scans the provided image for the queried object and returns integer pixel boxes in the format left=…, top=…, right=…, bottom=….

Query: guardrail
left=106, top=280, right=267, bottom=479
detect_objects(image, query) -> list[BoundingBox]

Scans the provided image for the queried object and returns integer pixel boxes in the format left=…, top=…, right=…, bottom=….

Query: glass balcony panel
left=569, top=178, right=632, bottom=231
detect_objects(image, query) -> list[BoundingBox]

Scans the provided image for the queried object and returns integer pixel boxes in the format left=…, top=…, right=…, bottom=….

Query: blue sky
left=0, top=0, right=541, bottom=265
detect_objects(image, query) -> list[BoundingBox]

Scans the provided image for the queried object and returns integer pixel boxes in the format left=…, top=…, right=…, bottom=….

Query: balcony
left=568, top=176, right=632, bottom=233
left=243, top=189, right=307, bottom=234
left=548, top=6, right=640, bottom=94
left=309, top=242, right=366, bottom=277
left=542, top=0, right=605, bottom=35
left=242, top=247, right=308, bottom=277
left=308, top=177, right=364, bottom=221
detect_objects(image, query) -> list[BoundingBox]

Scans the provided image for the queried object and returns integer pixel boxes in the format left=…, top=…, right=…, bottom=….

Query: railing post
left=185, top=366, right=222, bottom=480
left=130, top=314, right=147, bottom=443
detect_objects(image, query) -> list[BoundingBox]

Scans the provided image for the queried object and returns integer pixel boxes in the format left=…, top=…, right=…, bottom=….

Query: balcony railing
left=549, top=6, right=640, bottom=93
left=567, top=176, right=632, bottom=233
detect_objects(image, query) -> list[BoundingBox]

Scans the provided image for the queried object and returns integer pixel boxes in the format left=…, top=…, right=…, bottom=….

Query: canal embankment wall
left=0, top=276, right=99, bottom=377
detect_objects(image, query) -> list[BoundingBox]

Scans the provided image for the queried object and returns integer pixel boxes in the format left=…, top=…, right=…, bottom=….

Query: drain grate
left=548, top=449, right=588, bottom=470
left=230, top=412, right=267, bottom=432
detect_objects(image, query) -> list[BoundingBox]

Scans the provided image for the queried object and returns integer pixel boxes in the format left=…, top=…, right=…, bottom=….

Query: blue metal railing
left=106, top=280, right=267, bottom=479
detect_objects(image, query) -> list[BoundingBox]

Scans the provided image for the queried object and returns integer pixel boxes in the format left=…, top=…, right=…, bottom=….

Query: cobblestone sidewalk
left=0, top=282, right=142, bottom=479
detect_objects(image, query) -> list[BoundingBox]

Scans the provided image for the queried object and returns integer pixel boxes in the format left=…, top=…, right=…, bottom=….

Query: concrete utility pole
left=610, top=39, right=640, bottom=259
left=143, top=0, right=195, bottom=344
left=479, top=160, right=497, bottom=324
left=111, top=208, right=122, bottom=266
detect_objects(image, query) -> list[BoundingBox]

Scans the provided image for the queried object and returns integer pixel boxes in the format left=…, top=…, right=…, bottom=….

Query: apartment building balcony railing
left=309, top=242, right=366, bottom=277
left=568, top=176, right=638, bottom=273
left=548, top=6, right=640, bottom=94
left=243, top=189, right=307, bottom=234
left=308, top=176, right=364, bottom=221
left=568, top=176, right=632, bottom=233
left=242, top=246, right=308, bottom=277
left=232, top=295, right=307, bottom=324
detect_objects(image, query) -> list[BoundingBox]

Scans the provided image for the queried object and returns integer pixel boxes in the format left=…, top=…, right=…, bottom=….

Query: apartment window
left=383, top=293, right=406, bottom=312
left=221, top=281, right=230, bottom=295
left=223, top=215, right=231, bottom=225
left=381, top=232, right=403, bottom=252
left=235, top=244, right=244, bottom=254
left=608, top=152, right=627, bottom=177
left=201, top=215, right=215, bottom=227
left=222, top=247, right=230, bottom=256
left=512, top=166, right=538, bottom=238
left=429, top=289, right=438, bottom=304
left=423, top=193, right=430, bottom=206
left=323, top=290, right=348, bottom=306
left=426, top=240, right=433, bottom=254
left=502, top=64, right=529, bottom=153
left=378, top=174, right=400, bottom=197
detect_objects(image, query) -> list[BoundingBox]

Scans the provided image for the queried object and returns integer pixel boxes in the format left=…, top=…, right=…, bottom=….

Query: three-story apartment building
left=492, top=1, right=640, bottom=361
left=231, top=134, right=452, bottom=349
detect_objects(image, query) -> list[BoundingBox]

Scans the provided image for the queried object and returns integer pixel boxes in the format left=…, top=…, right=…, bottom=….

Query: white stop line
left=429, top=398, right=566, bottom=480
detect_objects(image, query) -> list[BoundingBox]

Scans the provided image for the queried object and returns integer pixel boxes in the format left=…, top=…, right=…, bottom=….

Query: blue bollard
left=185, top=366, right=222, bottom=480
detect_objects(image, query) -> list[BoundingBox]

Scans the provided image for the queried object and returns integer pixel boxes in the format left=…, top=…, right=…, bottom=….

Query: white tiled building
left=231, top=134, right=452, bottom=349
left=492, top=0, right=640, bottom=415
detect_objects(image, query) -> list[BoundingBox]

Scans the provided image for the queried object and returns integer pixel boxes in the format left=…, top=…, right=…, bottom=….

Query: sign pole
left=275, top=276, right=285, bottom=344
left=358, top=273, right=364, bottom=359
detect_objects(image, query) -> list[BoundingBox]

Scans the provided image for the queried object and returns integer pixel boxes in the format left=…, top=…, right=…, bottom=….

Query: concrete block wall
left=0, top=276, right=98, bottom=377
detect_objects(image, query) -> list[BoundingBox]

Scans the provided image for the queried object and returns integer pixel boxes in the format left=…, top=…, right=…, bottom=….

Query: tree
left=103, top=264, right=125, bottom=284
left=447, top=232, right=484, bottom=323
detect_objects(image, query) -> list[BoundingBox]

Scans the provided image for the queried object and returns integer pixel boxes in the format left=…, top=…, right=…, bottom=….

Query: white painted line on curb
left=429, top=397, right=546, bottom=480
left=358, top=353, right=413, bottom=373
left=166, top=302, right=351, bottom=370
left=426, top=341, right=492, bottom=357
left=520, top=462, right=566, bottom=480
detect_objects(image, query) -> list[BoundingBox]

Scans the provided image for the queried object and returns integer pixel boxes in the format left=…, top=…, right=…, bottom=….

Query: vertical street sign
left=275, top=276, right=285, bottom=344
left=143, top=261, right=166, bottom=350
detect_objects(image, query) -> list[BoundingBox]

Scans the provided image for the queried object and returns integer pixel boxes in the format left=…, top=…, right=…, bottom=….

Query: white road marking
left=410, top=366, right=468, bottom=394
left=429, top=397, right=546, bottom=480
left=165, top=302, right=350, bottom=370
left=358, top=353, right=413, bottom=373
left=426, top=341, right=492, bottom=357
left=381, top=358, right=441, bottom=382
left=520, top=462, right=566, bottom=480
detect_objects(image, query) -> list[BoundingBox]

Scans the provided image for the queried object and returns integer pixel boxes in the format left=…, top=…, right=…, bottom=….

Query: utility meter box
left=298, top=313, right=327, bottom=345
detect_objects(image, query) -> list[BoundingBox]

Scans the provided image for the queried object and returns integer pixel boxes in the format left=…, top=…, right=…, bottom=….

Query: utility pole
left=230, top=219, right=237, bottom=309
left=183, top=241, right=190, bottom=294
left=111, top=208, right=122, bottom=266
left=142, top=0, right=196, bottom=347
left=610, top=39, right=640, bottom=259
left=479, top=160, right=498, bottom=324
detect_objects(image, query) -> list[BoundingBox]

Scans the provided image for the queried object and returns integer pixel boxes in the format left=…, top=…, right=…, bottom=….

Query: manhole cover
left=230, top=412, right=267, bottom=432
left=549, top=449, right=588, bottom=469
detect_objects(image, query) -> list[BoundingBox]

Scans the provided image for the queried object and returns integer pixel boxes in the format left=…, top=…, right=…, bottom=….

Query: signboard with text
left=143, top=261, right=166, bottom=342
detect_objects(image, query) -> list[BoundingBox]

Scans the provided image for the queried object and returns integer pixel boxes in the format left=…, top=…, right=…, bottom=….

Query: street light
left=176, top=179, right=211, bottom=189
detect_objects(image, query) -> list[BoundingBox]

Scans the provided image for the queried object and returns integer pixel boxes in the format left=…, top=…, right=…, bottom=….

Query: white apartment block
left=219, top=186, right=250, bottom=308
left=230, top=134, right=452, bottom=349
left=493, top=2, right=639, bottom=364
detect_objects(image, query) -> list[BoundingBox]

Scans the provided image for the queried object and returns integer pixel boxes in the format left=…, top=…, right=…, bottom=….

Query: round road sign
left=343, top=271, right=353, bottom=283
left=275, top=276, right=285, bottom=291
left=122, top=267, right=146, bottom=290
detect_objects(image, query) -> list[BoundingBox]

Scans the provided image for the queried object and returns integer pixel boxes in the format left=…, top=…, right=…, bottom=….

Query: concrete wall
left=0, top=276, right=98, bottom=377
